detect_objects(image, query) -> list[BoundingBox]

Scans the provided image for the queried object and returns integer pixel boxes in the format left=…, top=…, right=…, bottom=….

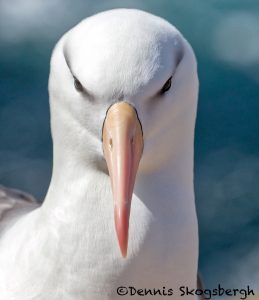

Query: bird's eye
left=161, top=76, right=172, bottom=94
left=74, top=77, right=84, bottom=92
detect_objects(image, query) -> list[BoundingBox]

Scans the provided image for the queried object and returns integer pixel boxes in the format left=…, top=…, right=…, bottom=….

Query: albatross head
left=48, top=9, right=198, bottom=257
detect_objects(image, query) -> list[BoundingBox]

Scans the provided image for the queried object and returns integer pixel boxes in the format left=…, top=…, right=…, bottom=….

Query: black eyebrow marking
left=72, top=75, right=95, bottom=101
left=63, top=47, right=95, bottom=101
left=152, top=73, right=174, bottom=98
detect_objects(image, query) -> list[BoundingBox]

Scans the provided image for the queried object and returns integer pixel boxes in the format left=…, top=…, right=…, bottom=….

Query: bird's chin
left=93, top=156, right=109, bottom=175
left=134, top=153, right=158, bottom=174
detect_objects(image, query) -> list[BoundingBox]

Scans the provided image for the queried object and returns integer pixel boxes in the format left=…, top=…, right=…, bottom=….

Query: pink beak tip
left=117, top=235, right=128, bottom=258
left=120, top=246, right=128, bottom=258
left=115, top=209, right=129, bottom=258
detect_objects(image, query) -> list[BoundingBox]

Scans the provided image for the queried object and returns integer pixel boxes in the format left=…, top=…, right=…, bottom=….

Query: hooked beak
left=102, top=102, right=143, bottom=257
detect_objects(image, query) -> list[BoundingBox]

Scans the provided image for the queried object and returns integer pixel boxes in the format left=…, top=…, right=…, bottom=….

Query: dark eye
left=74, top=77, right=84, bottom=92
left=161, top=76, right=172, bottom=94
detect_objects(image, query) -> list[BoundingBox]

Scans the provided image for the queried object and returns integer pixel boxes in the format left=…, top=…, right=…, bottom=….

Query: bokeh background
left=0, top=0, right=258, bottom=293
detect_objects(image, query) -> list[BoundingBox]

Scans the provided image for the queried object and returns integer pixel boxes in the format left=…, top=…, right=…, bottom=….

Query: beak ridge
left=102, top=102, right=143, bottom=257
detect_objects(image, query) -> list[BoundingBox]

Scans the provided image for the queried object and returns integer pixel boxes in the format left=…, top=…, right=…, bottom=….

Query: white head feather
left=48, top=8, right=198, bottom=176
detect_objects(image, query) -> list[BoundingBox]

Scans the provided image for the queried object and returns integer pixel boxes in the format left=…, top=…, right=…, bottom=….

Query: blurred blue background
left=0, top=0, right=258, bottom=291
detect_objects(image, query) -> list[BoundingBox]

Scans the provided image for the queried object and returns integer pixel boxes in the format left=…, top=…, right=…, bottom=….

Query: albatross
left=0, top=9, right=201, bottom=300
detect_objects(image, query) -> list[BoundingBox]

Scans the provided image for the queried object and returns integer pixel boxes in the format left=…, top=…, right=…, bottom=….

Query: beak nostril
left=109, top=138, right=113, bottom=149
left=130, top=137, right=134, bottom=145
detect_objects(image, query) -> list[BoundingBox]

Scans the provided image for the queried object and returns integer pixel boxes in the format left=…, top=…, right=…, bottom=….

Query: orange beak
left=102, top=102, right=143, bottom=257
